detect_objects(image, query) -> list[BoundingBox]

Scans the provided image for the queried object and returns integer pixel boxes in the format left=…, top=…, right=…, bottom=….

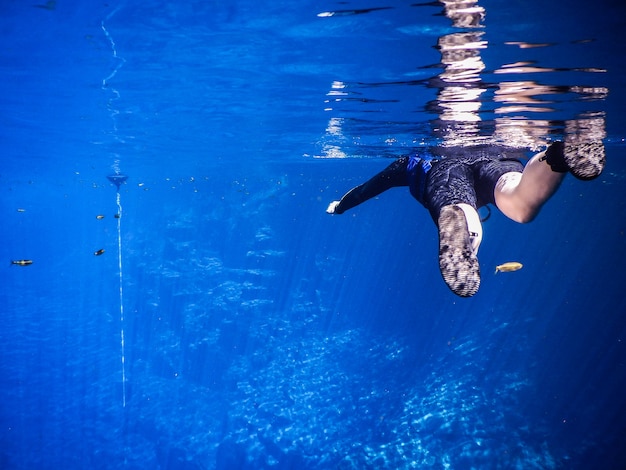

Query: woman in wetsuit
left=326, top=141, right=605, bottom=297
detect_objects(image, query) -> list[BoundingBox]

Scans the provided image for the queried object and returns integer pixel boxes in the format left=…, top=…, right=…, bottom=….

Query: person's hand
left=326, top=201, right=340, bottom=214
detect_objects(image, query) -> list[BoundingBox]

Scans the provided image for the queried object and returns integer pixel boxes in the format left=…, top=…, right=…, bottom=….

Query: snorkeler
left=326, top=140, right=605, bottom=297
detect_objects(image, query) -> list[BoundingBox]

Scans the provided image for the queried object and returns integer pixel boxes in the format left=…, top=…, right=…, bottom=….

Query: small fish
left=96, top=215, right=105, bottom=220
left=11, top=260, right=33, bottom=266
left=94, top=249, right=105, bottom=256
left=495, top=262, right=523, bottom=274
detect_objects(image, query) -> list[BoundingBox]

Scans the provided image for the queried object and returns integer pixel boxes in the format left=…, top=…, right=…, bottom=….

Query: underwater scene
left=1, top=0, right=626, bottom=468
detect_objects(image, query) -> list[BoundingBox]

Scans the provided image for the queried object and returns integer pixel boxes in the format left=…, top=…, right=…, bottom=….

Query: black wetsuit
left=333, top=147, right=525, bottom=222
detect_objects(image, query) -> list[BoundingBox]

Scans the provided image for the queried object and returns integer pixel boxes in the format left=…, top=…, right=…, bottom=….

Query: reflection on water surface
left=319, top=0, right=607, bottom=157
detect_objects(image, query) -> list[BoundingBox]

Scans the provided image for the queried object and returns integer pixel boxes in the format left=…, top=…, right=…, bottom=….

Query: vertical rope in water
left=116, top=191, right=126, bottom=407
left=102, top=8, right=127, bottom=408
left=101, top=8, right=125, bottom=103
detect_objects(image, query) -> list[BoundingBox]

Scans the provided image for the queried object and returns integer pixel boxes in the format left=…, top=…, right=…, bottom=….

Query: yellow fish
left=495, top=262, right=523, bottom=274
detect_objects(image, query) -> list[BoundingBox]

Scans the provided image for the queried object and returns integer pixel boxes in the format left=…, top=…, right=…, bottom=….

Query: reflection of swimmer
left=327, top=140, right=605, bottom=297
left=11, top=260, right=33, bottom=266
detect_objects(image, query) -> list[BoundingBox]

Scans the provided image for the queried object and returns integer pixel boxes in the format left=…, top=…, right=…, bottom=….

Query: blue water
left=1, top=0, right=626, bottom=468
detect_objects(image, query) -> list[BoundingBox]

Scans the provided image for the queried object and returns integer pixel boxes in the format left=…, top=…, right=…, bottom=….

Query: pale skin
left=494, top=150, right=566, bottom=224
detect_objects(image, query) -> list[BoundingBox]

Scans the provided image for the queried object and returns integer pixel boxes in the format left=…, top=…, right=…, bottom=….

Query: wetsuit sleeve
left=334, top=157, right=409, bottom=214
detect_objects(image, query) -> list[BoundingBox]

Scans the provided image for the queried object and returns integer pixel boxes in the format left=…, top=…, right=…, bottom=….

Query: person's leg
left=494, top=137, right=606, bottom=223
left=437, top=204, right=481, bottom=297
left=494, top=144, right=565, bottom=223
left=425, top=159, right=481, bottom=297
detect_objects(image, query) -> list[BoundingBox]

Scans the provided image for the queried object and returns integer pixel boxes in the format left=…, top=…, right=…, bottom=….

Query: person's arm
left=326, top=157, right=409, bottom=214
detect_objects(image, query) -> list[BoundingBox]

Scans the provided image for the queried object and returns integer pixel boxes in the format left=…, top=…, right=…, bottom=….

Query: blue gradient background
left=1, top=0, right=625, bottom=468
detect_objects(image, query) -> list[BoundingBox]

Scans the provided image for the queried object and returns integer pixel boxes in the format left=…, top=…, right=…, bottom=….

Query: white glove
left=326, top=201, right=341, bottom=214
